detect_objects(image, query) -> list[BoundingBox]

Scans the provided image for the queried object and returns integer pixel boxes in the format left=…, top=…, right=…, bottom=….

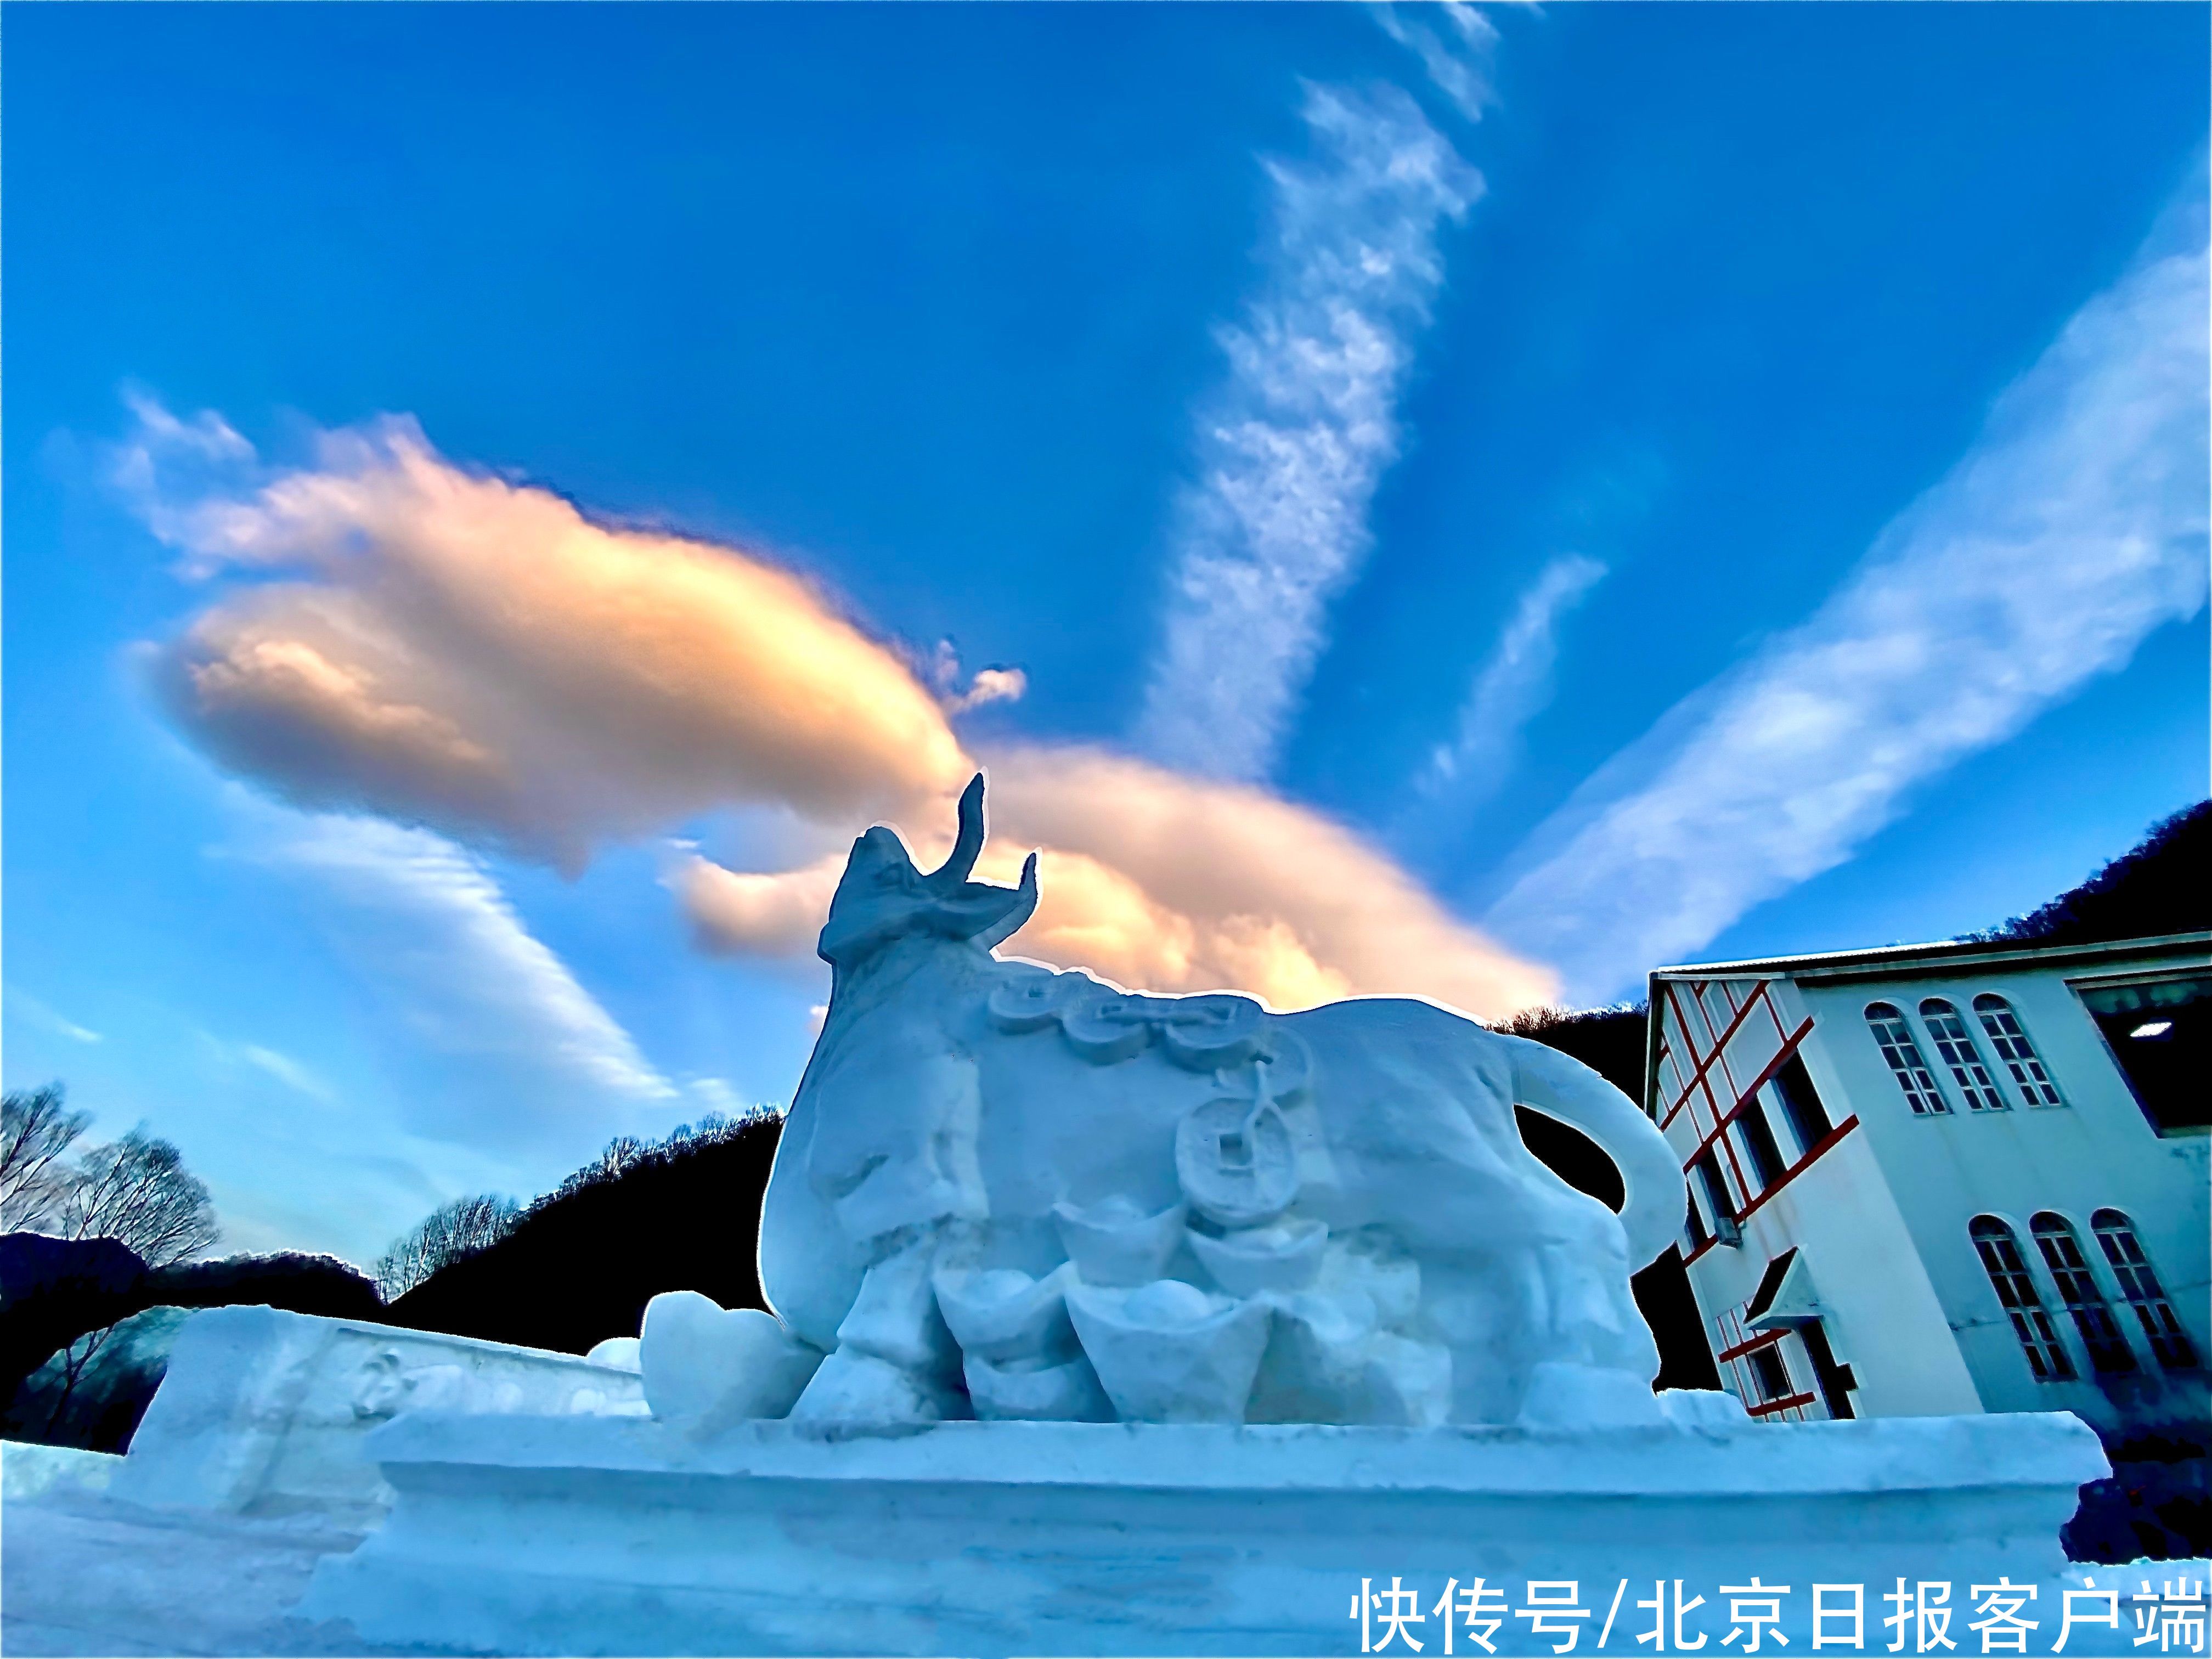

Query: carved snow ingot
left=1186, top=1217, right=1328, bottom=1296
left=932, top=1266, right=1077, bottom=1365
left=1051, top=1198, right=1188, bottom=1288
left=962, top=1351, right=1114, bottom=1421
left=1064, top=1280, right=1274, bottom=1424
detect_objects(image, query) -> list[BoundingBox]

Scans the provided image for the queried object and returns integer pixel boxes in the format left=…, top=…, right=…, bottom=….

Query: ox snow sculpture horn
left=744, top=772, right=1686, bottom=1429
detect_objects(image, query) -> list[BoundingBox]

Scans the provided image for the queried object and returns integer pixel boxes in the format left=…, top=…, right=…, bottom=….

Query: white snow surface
left=0, top=1480, right=444, bottom=1656
left=298, top=1407, right=2137, bottom=1656
left=2, top=1402, right=2193, bottom=1658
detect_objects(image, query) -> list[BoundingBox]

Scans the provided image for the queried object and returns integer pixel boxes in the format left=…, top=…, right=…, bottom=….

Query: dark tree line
left=382, top=1112, right=781, bottom=1355
left=1974, top=799, right=2207, bottom=948
left=0, top=1233, right=382, bottom=1447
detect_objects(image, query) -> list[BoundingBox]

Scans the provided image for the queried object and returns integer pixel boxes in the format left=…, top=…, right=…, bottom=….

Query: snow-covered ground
left=0, top=1479, right=419, bottom=1656
left=7, top=1429, right=2205, bottom=1658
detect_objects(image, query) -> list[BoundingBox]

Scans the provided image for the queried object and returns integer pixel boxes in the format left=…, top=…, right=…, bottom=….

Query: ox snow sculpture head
left=816, top=775, right=1038, bottom=969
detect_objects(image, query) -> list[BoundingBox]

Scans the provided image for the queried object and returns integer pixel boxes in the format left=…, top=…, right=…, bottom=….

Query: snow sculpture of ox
left=737, top=775, right=1685, bottom=1429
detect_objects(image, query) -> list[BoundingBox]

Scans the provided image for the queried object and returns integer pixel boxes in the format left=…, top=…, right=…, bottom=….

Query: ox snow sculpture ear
left=924, top=776, right=1038, bottom=948
left=924, top=774, right=987, bottom=894
left=972, top=852, right=1039, bottom=951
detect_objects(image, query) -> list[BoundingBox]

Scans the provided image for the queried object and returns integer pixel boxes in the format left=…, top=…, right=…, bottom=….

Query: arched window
left=1974, top=994, right=2063, bottom=1108
left=1970, top=1217, right=2074, bottom=1381
left=1867, top=1003, right=1949, bottom=1115
left=1921, top=999, right=2008, bottom=1112
left=2029, top=1213, right=2135, bottom=1373
left=2091, top=1209, right=2200, bottom=1370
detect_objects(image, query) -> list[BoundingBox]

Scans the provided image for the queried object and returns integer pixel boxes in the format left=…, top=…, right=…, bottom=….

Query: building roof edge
left=1653, top=931, right=2212, bottom=985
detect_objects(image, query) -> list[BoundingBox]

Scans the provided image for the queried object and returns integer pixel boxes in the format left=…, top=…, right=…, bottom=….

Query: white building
left=1644, top=931, right=2209, bottom=1440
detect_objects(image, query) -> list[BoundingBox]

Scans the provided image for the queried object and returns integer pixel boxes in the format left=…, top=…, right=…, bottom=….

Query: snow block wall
left=110, top=1304, right=645, bottom=1519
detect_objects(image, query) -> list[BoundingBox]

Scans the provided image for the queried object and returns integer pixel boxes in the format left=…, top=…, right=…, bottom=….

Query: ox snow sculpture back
left=749, top=775, right=1686, bottom=1428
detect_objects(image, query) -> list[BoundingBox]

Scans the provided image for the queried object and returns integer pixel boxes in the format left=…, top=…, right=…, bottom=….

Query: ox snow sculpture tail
left=754, top=775, right=1687, bottom=1428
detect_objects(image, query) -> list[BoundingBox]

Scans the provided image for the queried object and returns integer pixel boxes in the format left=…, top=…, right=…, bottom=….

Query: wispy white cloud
left=1134, top=83, right=1481, bottom=782
left=1399, top=552, right=1606, bottom=842
left=4, top=989, right=105, bottom=1045
left=1373, top=3, right=1502, bottom=123
left=1485, top=200, right=2211, bottom=1000
left=238, top=1043, right=337, bottom=1104
left=922, top=640, right=1030, bottom=716
left=251, top=808, right=680, bottom=1123
left=944, top=666, right=1029, bottom=715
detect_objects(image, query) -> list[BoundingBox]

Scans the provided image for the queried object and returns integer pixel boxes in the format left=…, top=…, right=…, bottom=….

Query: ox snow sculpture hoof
left=792, top=1348, right=969, bottom=1422
left=752, top=773, right=1689, bottom=1430
left=639, top=1293, right=823, bottom=1434
left=1660, top=1386, right=1753, bottom=1428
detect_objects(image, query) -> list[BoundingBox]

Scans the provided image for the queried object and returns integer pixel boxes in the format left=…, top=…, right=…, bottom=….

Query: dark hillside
left=1, top=1245, right=382, bottom=1449
left=1977, top=799, right=2209, bottom=946
left=389, top=1114, right=781, bottom=1355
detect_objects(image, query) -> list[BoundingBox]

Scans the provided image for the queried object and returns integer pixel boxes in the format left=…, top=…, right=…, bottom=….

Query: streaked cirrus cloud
left=1484, top=196, right=2211, bottom=1000
left=1396, top=552, right=1607, bottom=853
left=255, top=808, right=680, bottom=1120
left=1133, top=82, right=1481, bottom=783
left=1374, top=2, right=1502, bottom=125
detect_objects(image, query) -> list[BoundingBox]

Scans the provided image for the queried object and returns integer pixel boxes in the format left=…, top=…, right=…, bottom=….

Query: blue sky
left=6, top=3, right=2205, bottom=1267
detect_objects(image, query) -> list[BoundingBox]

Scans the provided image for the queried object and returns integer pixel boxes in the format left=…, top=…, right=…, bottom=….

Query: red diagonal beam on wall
left=1663, top=979, right=1774, bottom=1130
left=1680, top=1016, right=1818, bottom=1169
left=1683, top=1113, right=1861, bottom=1269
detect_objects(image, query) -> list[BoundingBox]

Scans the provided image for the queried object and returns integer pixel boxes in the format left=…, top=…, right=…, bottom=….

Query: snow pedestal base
left=300, top=1411, right=2106, bottom=1657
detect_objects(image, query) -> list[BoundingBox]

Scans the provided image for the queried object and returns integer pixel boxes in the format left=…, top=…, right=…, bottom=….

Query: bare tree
left=375, top=1193, right=519, bottom=1300
left=34, top=1324, right=122, bottom=1441
left=0, top=1083, right=92, bottom=1231
left=55, top=1128, right=221, bottom=1267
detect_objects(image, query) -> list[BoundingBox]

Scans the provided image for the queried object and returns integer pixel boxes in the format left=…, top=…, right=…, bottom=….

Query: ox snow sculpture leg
left=780, top=1035, right=989, bottom=1421
left=791, top=1227, right=968, bottom=1420
left=1279, top=998, right=1679, bottom=1425
left=763, top=778, right=1037, bottom=1423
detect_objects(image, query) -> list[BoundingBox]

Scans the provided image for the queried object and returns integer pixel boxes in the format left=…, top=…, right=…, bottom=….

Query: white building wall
left=1798, top=962, right=2209, bottom=1436
left=1696, top=1127, right=1980, bottom=1419
left=1659, top=974, right=1980, bottom=1421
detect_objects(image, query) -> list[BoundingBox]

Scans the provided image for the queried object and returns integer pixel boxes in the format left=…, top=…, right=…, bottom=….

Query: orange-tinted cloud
left=679, top=748, right=1558, bottom=1016
left=151, top=419, right=968, bottom=870
left=142, top=409, right=1555, bottom=1018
